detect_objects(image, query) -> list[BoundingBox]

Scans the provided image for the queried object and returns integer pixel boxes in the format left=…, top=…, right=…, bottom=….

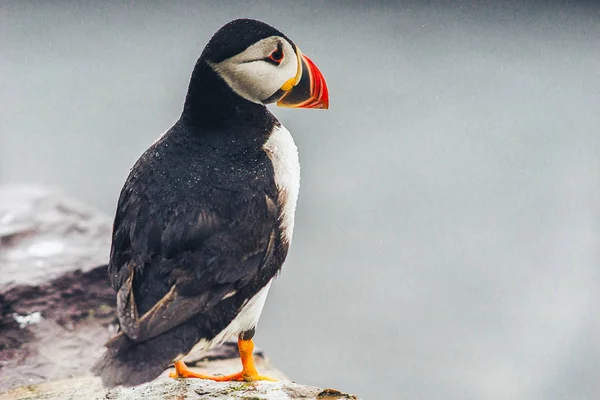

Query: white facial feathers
left=208, top=36, right=298, bottom=104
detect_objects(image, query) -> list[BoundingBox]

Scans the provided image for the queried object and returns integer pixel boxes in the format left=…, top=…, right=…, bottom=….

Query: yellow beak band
left=280, top=48, right=304, bottom=91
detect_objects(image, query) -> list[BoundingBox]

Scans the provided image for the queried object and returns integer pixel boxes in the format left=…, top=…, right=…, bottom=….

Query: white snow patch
left=27, top=241, right=65, bottom=257
left=13, top=311, right=42, bottom=329
left=0, top=213, right=15, bottom=224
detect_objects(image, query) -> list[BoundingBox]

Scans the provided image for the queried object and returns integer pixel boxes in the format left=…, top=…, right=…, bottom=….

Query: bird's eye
left=267, top=44, right=284, bottom=65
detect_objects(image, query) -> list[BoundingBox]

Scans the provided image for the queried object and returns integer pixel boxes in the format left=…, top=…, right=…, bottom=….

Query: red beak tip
left=278, top=53, right=329, bottom=110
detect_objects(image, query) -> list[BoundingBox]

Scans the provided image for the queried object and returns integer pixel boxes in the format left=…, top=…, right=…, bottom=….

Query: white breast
left=208, top=280, right=273, bottom=346
left=263, top=123, right=301, bottom=244
left=182, top=280, right=273, bottom=360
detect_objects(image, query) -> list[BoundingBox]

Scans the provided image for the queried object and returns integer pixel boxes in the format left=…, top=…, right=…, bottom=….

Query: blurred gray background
left=2, top=1, right=599, bottom=399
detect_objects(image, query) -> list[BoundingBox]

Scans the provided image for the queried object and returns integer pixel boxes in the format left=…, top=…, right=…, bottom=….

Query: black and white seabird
left=92, top=19, right=329, bottom=387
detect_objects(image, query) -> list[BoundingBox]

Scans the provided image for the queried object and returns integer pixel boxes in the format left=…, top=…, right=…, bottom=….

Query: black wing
left=105, top=169, right=279, bottom=347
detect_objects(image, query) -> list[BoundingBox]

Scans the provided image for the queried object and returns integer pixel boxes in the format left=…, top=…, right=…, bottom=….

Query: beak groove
left=277, top=52, right=329, bottom=109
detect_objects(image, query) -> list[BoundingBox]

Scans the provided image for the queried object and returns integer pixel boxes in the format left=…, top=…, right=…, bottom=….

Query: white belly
left=183, top=280, right=273, bottom=358
left=262, top=123, right=301, bottom=244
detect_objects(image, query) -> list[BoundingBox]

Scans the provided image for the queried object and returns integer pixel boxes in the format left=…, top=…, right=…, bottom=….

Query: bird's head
left=199, top=19, right=328, bottom=110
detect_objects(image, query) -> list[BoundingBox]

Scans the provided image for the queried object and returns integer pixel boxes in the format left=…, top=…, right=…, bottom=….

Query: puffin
left=92, top=18, right=328, bottom=387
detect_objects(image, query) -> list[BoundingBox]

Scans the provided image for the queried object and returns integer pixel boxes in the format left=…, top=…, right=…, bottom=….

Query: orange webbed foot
left=169, top=338, right=277, bottom=382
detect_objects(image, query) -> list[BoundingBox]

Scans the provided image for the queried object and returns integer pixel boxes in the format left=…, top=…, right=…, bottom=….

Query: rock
left=0, top=185, right=359, bottom=399
left=0, top=375, right=358, bottom=400
left=0, top=185, right=112, bottom=288
left=0, top=185, right=115, bottom=392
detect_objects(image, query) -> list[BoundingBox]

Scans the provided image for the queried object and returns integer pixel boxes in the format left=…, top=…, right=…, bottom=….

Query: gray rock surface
left=0, top=374, right=357, bottom=400
left=0, top=185, right=115, bottom=392
left=0, top=185, right=112, bottom=288
left=0, top=185, right=358, bottom=399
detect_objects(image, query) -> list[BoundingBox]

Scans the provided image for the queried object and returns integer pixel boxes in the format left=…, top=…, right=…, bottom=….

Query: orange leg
left=169, top=337, right=276, bottom=382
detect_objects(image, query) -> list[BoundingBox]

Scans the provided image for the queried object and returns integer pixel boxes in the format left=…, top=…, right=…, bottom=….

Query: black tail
left=91, top=325, right=198, bottom=387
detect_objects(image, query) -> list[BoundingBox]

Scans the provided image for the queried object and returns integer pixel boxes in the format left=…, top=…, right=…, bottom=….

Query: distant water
left=2, top=2, right=599, bottom=399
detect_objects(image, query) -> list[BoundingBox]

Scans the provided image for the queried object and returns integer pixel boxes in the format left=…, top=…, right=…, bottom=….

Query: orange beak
left=277, top=50, right=329, bottom=109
